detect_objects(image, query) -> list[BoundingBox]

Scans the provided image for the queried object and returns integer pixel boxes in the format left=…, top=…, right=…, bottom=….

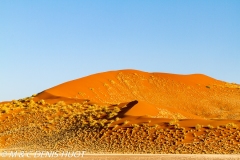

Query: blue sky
left=0, top=0, right=240, bottom=101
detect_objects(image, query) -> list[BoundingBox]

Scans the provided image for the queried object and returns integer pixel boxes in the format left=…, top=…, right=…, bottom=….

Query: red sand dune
left=2, top=69, right=240, bottom=154
left=35, top=69, right=240, bottom=119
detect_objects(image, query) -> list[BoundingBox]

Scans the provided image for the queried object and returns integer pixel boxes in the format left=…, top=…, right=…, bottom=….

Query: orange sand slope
left=35, top=69, right=240, bottom=119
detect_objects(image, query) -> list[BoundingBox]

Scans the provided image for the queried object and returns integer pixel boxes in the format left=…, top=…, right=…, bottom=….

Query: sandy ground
left=0, top=154, right=240, bottom=160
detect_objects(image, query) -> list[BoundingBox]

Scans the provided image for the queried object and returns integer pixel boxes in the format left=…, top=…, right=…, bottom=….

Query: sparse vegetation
left=195, top=124, right=202, bottom=130
left=1, top=98, right=240, bottom=154
left=169, top=119, right=179, bottom=125
left=123, top=120, right=129, bottom=125
left=225, top=122, right=238, bottom=129
left=1, top=70, right=240, bottom=154
left=206, top=124, right=214, bottom=129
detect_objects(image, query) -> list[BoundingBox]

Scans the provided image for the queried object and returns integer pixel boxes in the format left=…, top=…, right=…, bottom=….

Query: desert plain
left=1, top=69, right=240, bottom=159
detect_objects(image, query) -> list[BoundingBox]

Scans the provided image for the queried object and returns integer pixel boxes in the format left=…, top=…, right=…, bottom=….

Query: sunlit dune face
left=36, top=69, right=240, bottom=119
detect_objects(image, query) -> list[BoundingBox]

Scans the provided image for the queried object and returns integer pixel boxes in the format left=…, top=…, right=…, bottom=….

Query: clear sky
left=0, top=0, right=240, bottom=101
